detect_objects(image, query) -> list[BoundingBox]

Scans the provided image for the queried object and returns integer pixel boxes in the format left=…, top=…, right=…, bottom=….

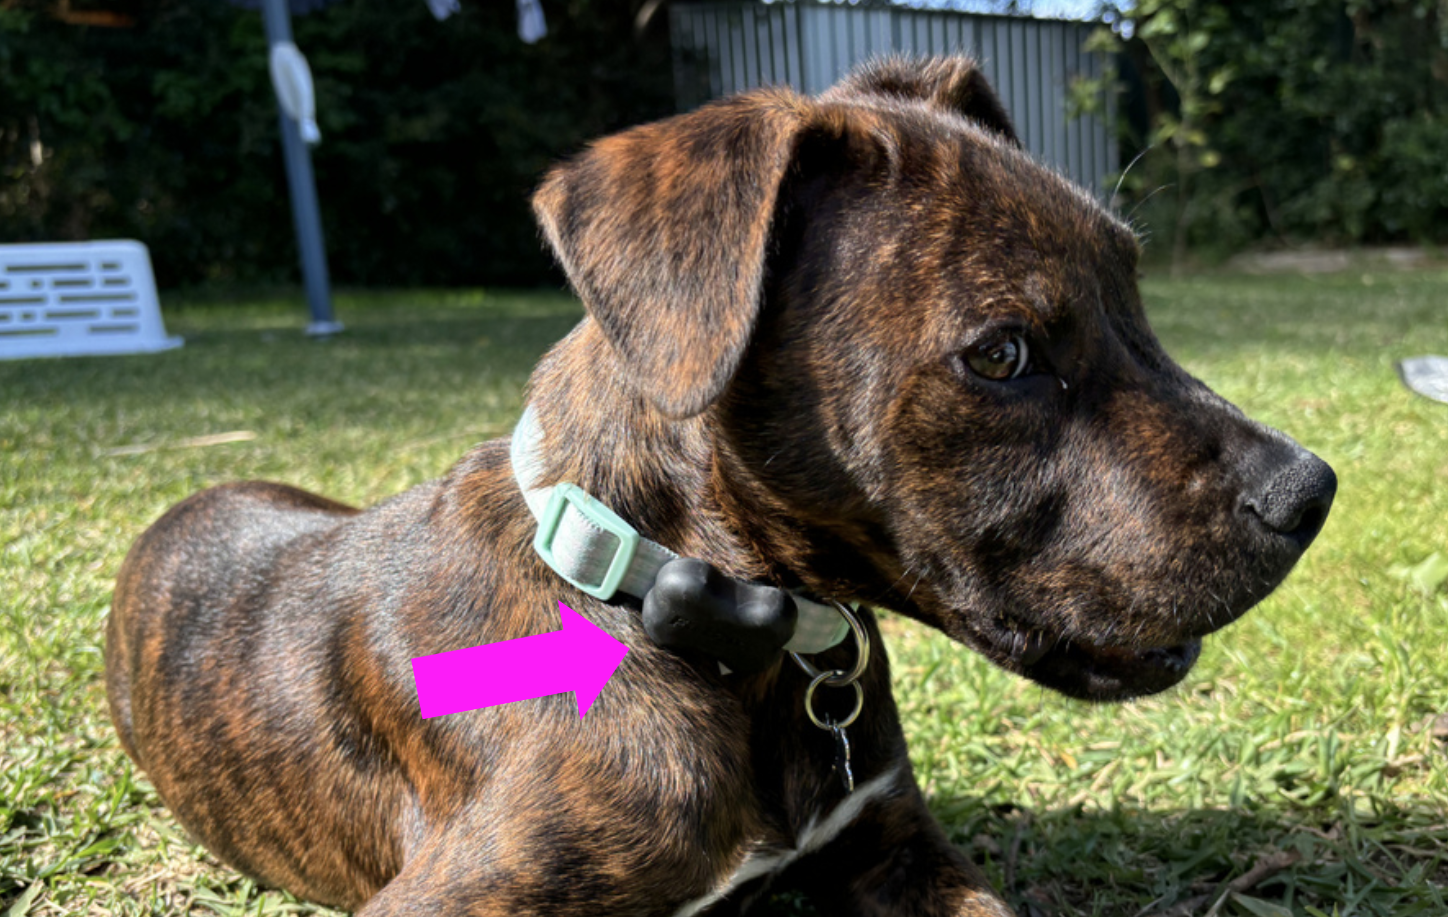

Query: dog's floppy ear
left=824, top=56, right=1018, bottom=146
left=533, top=91, right=814, bottom=419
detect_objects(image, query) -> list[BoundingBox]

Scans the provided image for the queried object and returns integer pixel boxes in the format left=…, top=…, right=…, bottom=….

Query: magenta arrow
left=411, top=602, right=629, bottom=719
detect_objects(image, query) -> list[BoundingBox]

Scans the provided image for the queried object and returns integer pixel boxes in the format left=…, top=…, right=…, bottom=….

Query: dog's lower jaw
left=925, top=608, right=1199, bottom=702
left=1016, top=635, right=1203, bottom=702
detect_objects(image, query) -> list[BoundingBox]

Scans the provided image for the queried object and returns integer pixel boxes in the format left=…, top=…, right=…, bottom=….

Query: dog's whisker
left=888, top=565, right=915, bottom=591
left=1126, top=182, right=1175, bottom=224
left=1112, top=143, right=1158, bottom=206
left=903, top=569, right=927, bottom=604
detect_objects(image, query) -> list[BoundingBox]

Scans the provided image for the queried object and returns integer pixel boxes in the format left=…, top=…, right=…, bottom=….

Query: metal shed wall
left=670, top=1, right=1116, bottom=197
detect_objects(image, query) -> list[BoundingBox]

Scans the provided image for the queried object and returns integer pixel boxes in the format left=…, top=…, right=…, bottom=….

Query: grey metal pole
left=259, top=0, right=342, bottom=337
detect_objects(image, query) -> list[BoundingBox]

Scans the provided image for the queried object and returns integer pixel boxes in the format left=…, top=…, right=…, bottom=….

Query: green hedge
left=1109, top=0, right=1448, bottom=259
left=0, top=0, right=674, bottom=287
left=11, top=0, right=1445, bottom=281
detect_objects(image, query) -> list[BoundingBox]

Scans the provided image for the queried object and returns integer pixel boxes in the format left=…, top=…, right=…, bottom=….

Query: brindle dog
left=106, top=57, right=1336, bottom=916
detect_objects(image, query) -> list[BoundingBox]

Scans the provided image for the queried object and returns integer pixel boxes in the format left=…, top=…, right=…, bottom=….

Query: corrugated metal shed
left=670, top=1, right=1116, bottom=197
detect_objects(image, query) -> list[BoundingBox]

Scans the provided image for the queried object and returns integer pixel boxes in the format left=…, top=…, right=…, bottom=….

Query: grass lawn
left=2, top=271, right=1446, bottom=916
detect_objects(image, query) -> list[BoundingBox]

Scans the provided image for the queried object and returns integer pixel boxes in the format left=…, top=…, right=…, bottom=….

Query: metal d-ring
left=790, top=601, right=870, bottom=688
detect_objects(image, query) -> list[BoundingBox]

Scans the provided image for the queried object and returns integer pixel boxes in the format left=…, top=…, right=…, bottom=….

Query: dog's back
left=108, top=480, right=358, bottom=760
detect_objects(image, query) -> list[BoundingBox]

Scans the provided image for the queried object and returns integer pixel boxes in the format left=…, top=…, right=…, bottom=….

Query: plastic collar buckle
left=533, top=482, right=640, bottom=601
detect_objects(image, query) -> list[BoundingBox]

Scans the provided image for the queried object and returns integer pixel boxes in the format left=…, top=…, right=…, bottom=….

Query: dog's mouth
left=967, top=617, right=1203, bottom=702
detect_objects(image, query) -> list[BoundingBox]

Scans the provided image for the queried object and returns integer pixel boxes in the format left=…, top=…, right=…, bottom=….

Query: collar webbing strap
left=509, top=406, right=850, bottom=655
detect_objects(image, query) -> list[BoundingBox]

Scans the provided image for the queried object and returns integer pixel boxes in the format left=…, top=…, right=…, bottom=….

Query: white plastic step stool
left=0, top=240, right=182, bottom=360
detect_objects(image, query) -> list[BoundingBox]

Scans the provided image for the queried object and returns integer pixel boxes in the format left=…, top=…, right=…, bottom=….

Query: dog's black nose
left=1241, top=448, right=1337, bottom=548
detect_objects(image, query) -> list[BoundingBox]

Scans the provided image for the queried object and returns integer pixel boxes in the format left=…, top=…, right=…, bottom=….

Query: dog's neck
left=525, top=322, right=764, bottom=582
left=521, top=320, right=907, bottom=608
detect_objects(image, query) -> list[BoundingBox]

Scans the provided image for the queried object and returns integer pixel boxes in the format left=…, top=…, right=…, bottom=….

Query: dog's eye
left=966, top=334, right=1031, bottom=381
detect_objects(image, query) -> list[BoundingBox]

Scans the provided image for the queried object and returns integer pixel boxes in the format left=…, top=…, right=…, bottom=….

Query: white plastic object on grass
left=1398, top=356, right=1448, bottom=404
left=0, top=241, right=182, bottom=360
left=269, top=42, right=321, bottom=146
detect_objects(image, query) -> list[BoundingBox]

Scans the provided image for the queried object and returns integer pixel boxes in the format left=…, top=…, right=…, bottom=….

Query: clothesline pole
left=259, top=0, right=342, bottom=337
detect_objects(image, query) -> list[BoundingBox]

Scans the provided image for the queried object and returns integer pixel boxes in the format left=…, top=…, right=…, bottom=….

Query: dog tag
left=829, top=720, right=854, bottom=794
left=642, top=557, right=798, bottom=674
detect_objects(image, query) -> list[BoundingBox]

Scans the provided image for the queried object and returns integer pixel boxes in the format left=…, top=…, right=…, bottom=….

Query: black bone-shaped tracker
left=642, top=558, right=798, bottom=674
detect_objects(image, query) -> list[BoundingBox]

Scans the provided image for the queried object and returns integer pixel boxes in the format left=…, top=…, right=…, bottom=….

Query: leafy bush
left=0, top=0, right=674, bottom=287
left=1104, top=0, right=1448, bottom=263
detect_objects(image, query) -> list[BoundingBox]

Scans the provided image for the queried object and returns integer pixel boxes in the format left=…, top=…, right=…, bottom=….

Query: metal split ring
left=790, top=600, right=870, bottom=688
left=793, top=601, right=869, bottom=731
left=803, top=670, right=864, bottom=729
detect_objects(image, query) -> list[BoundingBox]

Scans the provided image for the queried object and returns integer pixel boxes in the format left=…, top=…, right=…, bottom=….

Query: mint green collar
left=509, top=406, right=850, bottom=655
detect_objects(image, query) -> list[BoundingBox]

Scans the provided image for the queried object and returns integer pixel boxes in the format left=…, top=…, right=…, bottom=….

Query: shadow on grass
left=749, top=798, right=1448, bottom=917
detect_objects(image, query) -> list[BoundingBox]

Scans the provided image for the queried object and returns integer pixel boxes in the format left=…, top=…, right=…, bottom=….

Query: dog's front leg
left=790, top=785, right=1015, bottom=917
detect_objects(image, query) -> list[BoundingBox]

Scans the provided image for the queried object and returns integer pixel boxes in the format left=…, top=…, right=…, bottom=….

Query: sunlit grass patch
left=2, top=273, right=1445, bottom=916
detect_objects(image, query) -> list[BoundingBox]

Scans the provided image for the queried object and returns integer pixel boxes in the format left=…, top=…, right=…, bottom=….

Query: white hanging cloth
left=517, top=0, right=546, bottom=43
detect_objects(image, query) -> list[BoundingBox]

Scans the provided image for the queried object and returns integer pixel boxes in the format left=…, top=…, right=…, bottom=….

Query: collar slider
left=534, top=482, right=640, bottom=600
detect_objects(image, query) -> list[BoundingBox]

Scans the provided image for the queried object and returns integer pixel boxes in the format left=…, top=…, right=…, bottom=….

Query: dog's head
left=532, top=57, right=1336, bottom=702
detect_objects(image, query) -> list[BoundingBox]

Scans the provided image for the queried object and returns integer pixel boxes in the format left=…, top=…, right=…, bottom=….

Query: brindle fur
left=106, top=57, right=1334, bottom=916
